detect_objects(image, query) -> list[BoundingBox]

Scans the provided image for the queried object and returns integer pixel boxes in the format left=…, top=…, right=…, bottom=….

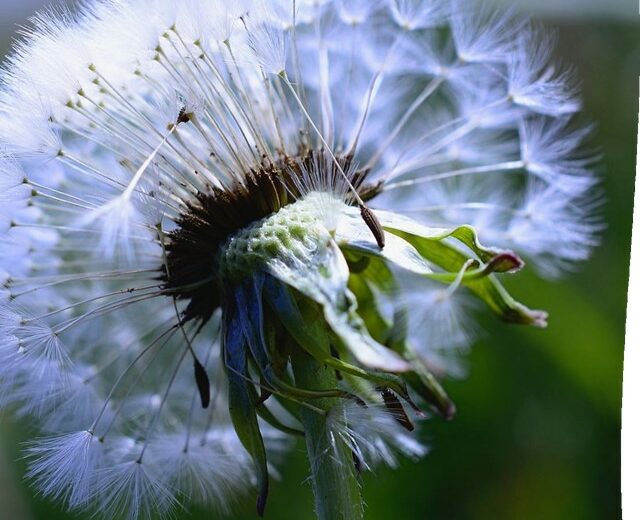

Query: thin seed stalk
left=291, top=348, right=364, bottom=520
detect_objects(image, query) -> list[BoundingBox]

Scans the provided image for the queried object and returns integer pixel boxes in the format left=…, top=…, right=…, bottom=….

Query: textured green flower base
left=218, top=193, right=335, bottom=281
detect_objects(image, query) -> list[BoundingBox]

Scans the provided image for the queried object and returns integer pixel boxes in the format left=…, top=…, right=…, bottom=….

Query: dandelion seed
left=0, top=1, right=599, bottom=519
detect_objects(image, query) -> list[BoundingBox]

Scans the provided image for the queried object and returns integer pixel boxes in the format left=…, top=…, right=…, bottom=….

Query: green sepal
left=263, top=276, right=413, bottom=398
left=337, top=211, right=519, bottom=283
left=347, top=264, right=456, bottom=419
left=347, top=272, right=391, bottom=343
left=344, top=247, right=396, bottom=292
left=236, top=276, right=362, bottom=403
left=375, top=210, right=524, bottom=271
left=264, top=241, right=411, bottom=372
left=376, top=211, right=546, bottom=326
left=252, top=390, right=304, bottom=437
left=222, top=307, right=270, bottom=517
left=400, top=354, right=457, bottom=420
left=337, top=209, right=547, bottom=327
left=392, top=229, right=547, bottom=327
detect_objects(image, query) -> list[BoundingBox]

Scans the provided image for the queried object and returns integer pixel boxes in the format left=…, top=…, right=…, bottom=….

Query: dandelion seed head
left=0, top=0, right=599, bottom=517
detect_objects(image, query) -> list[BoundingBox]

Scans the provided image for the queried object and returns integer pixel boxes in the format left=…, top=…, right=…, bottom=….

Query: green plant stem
left=291, top=349, right=364, bottom=520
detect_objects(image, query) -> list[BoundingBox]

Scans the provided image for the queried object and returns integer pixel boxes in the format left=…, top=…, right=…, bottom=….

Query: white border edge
left=621, top=80, right=640, bottom=520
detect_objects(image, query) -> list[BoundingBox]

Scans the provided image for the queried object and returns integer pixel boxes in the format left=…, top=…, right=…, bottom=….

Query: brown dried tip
left=381, top=389, right=415, bottom=431
left=360, top=205, right=385, bottom=249
left=194, top=359, right=211, bottom=408
left=177, top=107, right=192, bottom=125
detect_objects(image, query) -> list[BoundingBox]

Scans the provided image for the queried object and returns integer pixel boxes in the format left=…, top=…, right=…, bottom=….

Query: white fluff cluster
left=0, top=0, right=598, bottom=517
left=328, top=402, right=428, bottom=472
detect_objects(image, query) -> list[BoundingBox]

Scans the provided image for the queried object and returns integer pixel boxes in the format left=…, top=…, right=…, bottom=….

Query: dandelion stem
left=291, top=349, right=364, bottom=520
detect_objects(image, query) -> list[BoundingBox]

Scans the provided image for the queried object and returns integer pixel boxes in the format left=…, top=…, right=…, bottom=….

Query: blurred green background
left=0, top=2, right=636, bottom=519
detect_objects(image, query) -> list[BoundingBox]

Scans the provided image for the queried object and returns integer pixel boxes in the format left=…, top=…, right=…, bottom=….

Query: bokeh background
left=0, top=1, right=636, bottom=519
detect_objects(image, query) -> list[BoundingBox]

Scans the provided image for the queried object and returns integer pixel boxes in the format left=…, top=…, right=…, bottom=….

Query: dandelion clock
left=0, top=1, right=603, bottom=519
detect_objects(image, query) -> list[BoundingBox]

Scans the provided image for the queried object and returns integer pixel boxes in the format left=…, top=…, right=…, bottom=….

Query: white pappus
left=0, top=0, right=599, bottom=519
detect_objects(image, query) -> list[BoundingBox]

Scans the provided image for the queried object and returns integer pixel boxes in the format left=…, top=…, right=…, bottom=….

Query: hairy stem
left=292, top=349, right=364, bottom=520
